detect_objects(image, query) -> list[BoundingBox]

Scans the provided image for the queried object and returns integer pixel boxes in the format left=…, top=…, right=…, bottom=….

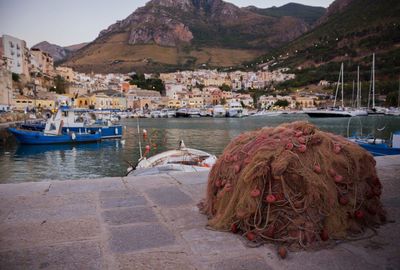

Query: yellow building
left=188, top=97, right=204, bottom=108
left=56, top=66, right=75, bottom=82
left=111, top=95, right=127, bottom=110
left=35, top=99, right=55, bottom=110
left=74, top=95, right=91, bottom=108
left=296, top=96, right=316, bottom=108
left=168, top=99, right=181, bottom=109
left=13, top=95, right=34, bottom=111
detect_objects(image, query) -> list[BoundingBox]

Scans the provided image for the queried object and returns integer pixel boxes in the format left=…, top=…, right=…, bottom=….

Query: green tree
left=385, top=91, right=399, bottom=107
left=12, top=73, right=20, bottom=82
left=53, top=75, right=68, bottom=94
left=219, top=83, right=231, bottom=92
left=274, top=99, right=290, bottom=108
left=220, top=98, right=227, bottom=105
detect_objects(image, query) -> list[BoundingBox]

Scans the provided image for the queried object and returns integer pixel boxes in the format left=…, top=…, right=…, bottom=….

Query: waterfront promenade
left=0, top=155, right=399, bottom=269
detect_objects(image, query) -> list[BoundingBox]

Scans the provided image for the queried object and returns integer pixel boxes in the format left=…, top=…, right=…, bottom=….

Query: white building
left=165, top=83, right=187, bottom=99
left=1, top=35, right=29, bottom=77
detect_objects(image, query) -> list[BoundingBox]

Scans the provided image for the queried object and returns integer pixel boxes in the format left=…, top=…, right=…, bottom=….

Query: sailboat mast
left=398, top=76, right=400, bottom=108
left=357, top=66, right=360, bottom=108
left=341, top=63, right=344, bottom=108
left=372, top=53, right=375, bottom=109
left=352, top=80, right=355, bottom=108
left=334, top=63, right=342, bottom=107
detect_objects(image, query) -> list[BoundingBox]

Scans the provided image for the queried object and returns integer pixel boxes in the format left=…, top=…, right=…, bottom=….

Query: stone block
left=115, top=251, right=196, bottom=270
left=100, top=190, right=148, bottom=209
left=161, top=207, right=207, bottom=231
left=168, top=171, right=209, bottom=185
left=0, top=217, right=101, bottom=250
left=124, top=174, right=176, bottom=191
left=146, top=186, right=192, bottom=207
left=109, top=223, right=175, bottom=253
left=181, top=228, right=246, bottom=256
left=5, top=203, right=96, bottom=224
left=0, top=182, right=51, bottom=198
left=0, top=241, right=103, bottom=270
left=208, top=256, right=271, bottom=270
left=102, top=207, right=157, bottom=225
left=48, top=178, right=124, bottom=195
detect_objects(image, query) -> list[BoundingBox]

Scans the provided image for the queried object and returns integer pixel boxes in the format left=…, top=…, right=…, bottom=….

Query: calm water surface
left=1, top=115, right=399, bottom=183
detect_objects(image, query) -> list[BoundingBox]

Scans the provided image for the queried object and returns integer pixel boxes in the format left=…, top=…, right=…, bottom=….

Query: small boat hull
left=8, top=128, right=101, bottom=145
left=356, top=141, right=400, bottom=156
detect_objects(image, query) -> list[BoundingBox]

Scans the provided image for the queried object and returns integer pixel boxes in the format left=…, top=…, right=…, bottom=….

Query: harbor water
left=0, top=114, right=399, bottom=183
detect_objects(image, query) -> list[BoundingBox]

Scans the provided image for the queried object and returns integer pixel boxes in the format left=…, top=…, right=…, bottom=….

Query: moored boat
left=127, top=141, right=217, bottom=176
left=8, top=127, right=101, bottom=145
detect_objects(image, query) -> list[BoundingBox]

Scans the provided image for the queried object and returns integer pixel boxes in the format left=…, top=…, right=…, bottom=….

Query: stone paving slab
left=0, top=182, right=50, bottom=198
left=4, top=203, right=96, bottom=224
left=115, top=251, right=196, bottom=270
left=124, top=174, right=176, bottom=191
left=168, top=170, right=210, bottom=185
left=0, top=241, right=104, bottom=270
left=0, top=217, right=101, bottom=251
left=100, top=195, right=148, bottom=209
left=0, top=193, right=97, bottom=211
left=108, top=223, right=176, bottom=253
left=145, top=186, right=193, bottom=207
left=102, top=206, right=158, bottom=225
left=48, top=178, right=125, bottom=195
left=208, top=255, right=272, bottom=270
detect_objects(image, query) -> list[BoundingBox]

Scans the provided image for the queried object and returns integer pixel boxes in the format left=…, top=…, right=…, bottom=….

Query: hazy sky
left=0, top=0, right=333, bottom=47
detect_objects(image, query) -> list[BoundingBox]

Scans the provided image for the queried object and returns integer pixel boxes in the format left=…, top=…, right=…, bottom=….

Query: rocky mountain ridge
left=63, top=0, right=323, bottom=73
left=32, top=41, right=88, bottom=62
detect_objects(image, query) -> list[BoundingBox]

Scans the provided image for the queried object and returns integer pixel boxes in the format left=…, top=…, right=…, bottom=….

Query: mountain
left=32, top=41, right=89, bottom=62
left=245, top=3, right=326, bottom=26
left=254, top=0, right=400, bottom=86
left=63, top=0, right=321, bottom=73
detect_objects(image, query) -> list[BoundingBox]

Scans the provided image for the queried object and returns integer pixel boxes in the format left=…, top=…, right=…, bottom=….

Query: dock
left=0, top=155, right=399, bottom=269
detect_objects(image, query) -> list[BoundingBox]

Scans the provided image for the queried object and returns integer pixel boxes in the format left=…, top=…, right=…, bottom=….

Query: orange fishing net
left=200, top=121, right=386, bottom=250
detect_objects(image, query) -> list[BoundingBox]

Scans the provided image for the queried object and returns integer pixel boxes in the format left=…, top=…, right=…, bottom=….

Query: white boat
left=187, top=108, right=201, bottom=117
left=127, top=141, right=217, bottom=176
left=150, top=110, right=162, bottom=118
left=213, top=105, right=226, bottom=117
left=226, top=102, right=244, bottom=118
left=306, top=63, right=359, bottom=118
left=251, top=110, right=283, bottom=117
left=385, top=108, right=400, bottom=116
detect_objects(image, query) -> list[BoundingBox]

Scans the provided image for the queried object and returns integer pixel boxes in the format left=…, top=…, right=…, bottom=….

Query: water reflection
left=0, top=115, right=399, bottom=183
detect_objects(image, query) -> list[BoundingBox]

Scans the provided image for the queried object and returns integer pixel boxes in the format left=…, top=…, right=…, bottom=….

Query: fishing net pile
left=200, top=121, right=386, bottom=251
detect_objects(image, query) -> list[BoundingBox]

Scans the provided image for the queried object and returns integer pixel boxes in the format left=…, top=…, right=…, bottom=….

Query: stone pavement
left=0, top=155, right=399, bottom=270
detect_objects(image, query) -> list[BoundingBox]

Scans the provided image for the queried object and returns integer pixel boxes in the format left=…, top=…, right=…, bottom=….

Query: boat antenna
left=137, top=117, right=143, bottom=159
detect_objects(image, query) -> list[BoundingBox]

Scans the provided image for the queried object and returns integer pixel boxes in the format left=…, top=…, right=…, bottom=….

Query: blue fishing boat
left=20, top=107, right=123, bottom=139
left=352, top=133, right=400, bottom=156
left=8, top=128, right=101, bottom=145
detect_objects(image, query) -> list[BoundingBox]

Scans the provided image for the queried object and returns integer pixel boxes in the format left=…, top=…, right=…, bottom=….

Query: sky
left=0, top=0, right=333, bottom=48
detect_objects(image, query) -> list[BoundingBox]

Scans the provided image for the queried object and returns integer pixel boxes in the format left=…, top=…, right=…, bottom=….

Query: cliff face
left=95, top=0, right=309, bottom=48
left=32, top=41, right=89, bottom=62
left=63, top=0, right=323, bottom=73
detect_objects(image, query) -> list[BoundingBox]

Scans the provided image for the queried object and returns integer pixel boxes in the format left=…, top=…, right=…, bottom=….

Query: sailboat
left=367, top=53, right=386, bottom=114
left=306, top=63, right=355, bottom=117
left=349, top=65, right=368, bottom=116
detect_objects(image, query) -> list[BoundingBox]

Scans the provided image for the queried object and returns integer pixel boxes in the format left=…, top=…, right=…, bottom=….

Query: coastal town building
left=30, top=48, right=54, bottom=77
left=0, top=67, right=13, bottom=111
left=1, top=35, right=30, bottom=78
left=56, top=66, right=75, bottom=82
